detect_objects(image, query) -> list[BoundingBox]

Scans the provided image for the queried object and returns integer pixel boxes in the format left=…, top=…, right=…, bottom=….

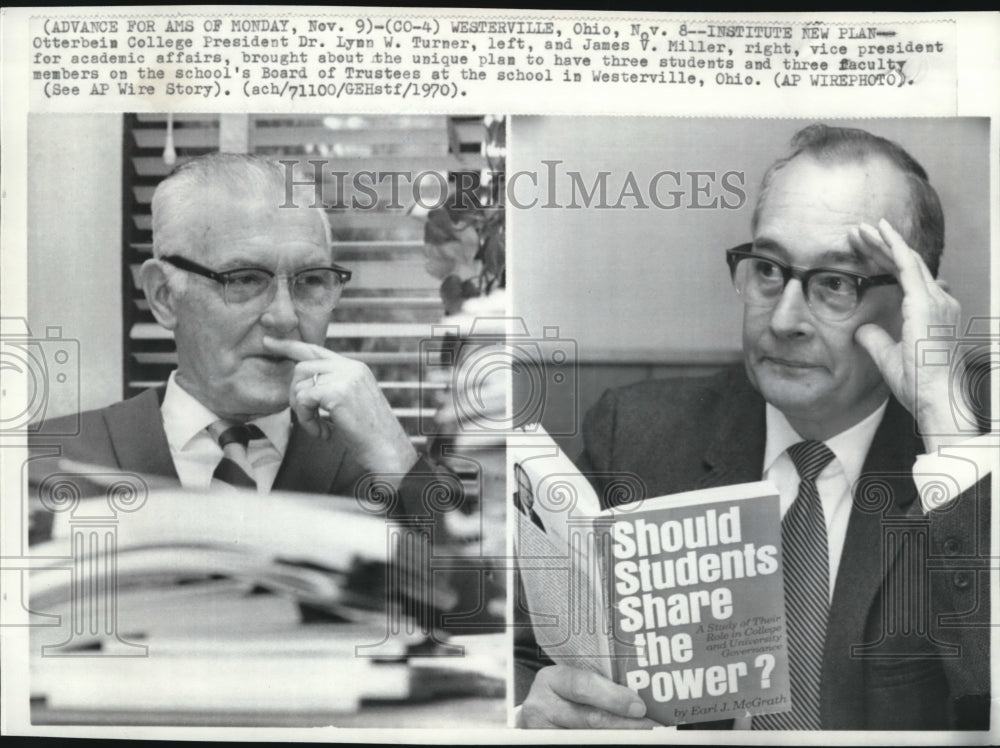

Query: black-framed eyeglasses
left=161, top=255, right=352, bottom=311
left=725, top=243, right=898, bottom=322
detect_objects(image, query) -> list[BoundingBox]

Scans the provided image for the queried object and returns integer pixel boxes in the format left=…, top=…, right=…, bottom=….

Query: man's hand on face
left=853, top=219, right=965, bottom=451
left=517, top=665, right=657, bottom=729
left=262, top=336, right=420, bottom=481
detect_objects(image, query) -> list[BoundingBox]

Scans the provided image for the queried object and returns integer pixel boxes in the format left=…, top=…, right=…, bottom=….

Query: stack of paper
left=27, top=484, right=502, bottom=723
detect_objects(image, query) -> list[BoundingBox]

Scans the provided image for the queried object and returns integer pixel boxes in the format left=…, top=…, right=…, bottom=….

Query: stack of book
left=27, top=484, right=504, bottom=724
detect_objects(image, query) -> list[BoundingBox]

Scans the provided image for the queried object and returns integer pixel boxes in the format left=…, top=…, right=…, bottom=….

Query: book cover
left=512, top=429, right=792, bottom=725
left=602, top=484, right=790, bottom=725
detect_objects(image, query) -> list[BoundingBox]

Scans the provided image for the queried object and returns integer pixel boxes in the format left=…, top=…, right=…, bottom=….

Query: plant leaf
left=424, top=207, right=460, bottom=244
left=440, top=274, right=466, bottom=315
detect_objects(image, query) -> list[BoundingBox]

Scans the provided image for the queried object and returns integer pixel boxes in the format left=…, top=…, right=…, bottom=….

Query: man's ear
left=140, top=258, right=178, bottom=331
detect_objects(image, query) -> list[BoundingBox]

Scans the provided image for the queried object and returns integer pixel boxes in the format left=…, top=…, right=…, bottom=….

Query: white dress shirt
left=160, top=372, right=292, bottom=493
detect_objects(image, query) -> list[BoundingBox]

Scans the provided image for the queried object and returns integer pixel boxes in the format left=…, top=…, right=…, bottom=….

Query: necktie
left=206, top=420, right=266, bottom=490
left=754, top=439, right=836, bottom=730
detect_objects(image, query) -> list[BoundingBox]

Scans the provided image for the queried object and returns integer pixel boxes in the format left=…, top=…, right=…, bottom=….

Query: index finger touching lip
left=262, top=336, right=334, bottom=362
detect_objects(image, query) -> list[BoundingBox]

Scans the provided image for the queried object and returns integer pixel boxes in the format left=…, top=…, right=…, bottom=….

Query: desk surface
left=32, top=695, right=507, bottom=729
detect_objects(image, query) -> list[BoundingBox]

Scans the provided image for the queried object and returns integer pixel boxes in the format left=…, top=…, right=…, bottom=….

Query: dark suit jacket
left=27, top=388, right=449, bottom=542
left=515, top=367, right=990, bottom=730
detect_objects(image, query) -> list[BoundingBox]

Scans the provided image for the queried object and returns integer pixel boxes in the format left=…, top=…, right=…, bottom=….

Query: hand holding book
left=517, top=664, right=657, bottom=729
left=513, top=428, right=791, bottom=727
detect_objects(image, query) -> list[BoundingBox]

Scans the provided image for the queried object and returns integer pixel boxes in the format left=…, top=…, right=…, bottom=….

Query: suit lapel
left=698, top=369, right=767, bottom=489
left=273, top=421, right=348, bottom=494
left=102, top=389, right=178, bottom=480
left=821, top=397, right=921, bottom=727
left=100, top=390, right=350, bottom=495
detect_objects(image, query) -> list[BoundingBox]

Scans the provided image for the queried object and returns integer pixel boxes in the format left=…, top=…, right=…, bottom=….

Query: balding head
left=152, top=153, right=332, bottom=263
left=752, top=124, right=944, bottom=276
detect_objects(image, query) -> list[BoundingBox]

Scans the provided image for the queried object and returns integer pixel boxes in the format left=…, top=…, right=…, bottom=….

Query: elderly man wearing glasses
left=29, top=153, right=437, bottom=519
left=515, top=125, right=992, bottom=731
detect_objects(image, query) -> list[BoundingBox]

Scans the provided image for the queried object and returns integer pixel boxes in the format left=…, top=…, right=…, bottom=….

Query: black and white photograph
left=1, top=6, right=997, bottom=745
left=16, top=112, right=507, bottom=728
left=511, top=117, right=993, bottom=731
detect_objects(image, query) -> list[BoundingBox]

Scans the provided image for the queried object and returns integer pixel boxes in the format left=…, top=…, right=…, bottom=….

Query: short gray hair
left=151, top=153, right=332, bottom=261
left=752, top=124, right=945, bottom=276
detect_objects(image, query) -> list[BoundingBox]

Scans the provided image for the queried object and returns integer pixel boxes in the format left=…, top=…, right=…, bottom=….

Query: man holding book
left=29, top=153, right=448, bottom=536
left=516, top=125, right=992, bottom=730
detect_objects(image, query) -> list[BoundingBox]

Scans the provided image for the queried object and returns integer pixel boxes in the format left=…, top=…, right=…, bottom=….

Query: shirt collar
left=161, top=371, right=292, bottom=454
left=764, top=400, right=889, bottom=486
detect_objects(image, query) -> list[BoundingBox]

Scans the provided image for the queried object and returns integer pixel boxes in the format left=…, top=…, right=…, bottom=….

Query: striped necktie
left=206, top=420, right=266, bottom=490
left=754, top=439, right=836, bottom=730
